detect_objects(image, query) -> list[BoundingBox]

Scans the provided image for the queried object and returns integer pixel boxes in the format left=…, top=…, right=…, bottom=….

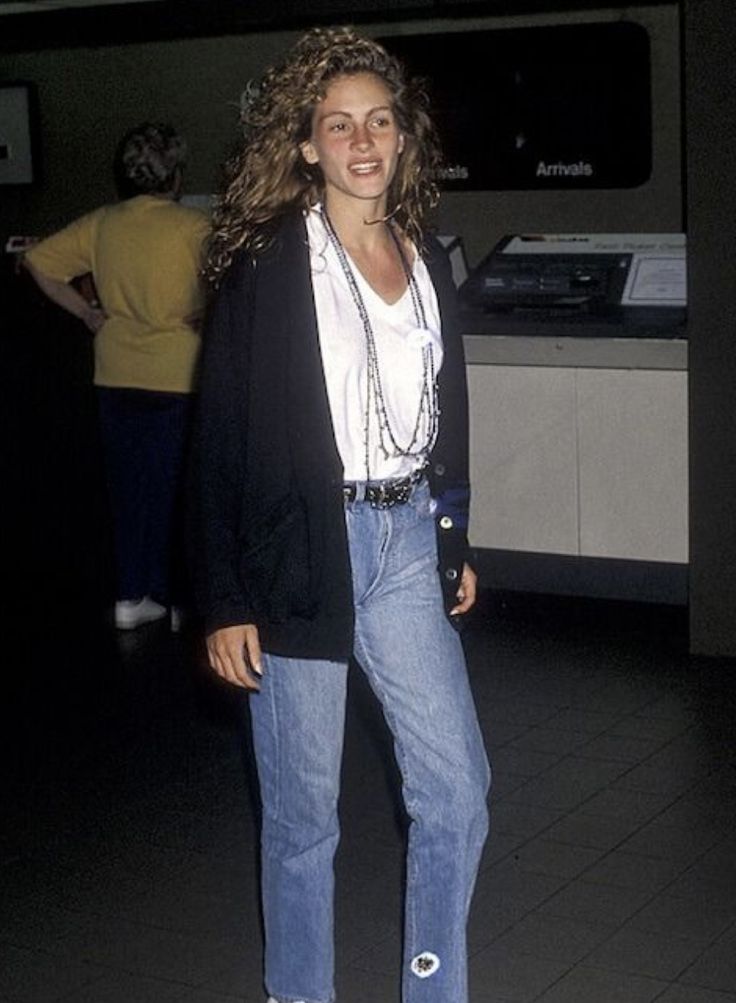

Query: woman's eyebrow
left=318, top=104, right=393, bottom=122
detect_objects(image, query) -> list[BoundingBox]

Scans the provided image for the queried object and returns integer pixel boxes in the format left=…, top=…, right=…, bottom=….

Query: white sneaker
left=114, top=597, right=167, bottom=630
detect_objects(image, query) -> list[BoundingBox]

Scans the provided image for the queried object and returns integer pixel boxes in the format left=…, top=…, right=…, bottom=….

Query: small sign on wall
left=0, top=83, right=37, bottom=185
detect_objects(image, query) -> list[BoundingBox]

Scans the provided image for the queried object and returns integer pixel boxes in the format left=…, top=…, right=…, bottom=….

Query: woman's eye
left=329, top=121, right=349, bottom=133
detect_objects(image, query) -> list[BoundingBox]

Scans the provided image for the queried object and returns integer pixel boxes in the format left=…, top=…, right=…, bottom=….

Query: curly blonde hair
left=206, top=26, right=442, bottom=286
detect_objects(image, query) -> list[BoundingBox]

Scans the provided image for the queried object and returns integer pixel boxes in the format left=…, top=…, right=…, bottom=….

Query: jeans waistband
left=343, top=468, right=427, bottom=509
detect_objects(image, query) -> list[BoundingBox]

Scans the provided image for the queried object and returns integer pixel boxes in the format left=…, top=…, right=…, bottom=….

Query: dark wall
left=0, top=5, right=681, bottom=263
left=685, top=0, right=736, bottom=656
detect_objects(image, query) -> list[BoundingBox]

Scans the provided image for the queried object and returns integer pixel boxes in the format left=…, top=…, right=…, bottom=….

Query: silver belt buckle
left=376, top=482, right=391, bottom=508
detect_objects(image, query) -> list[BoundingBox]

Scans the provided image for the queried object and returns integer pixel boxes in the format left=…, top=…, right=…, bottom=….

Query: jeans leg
left=347, top=486, right=491, bottom=1003
left=250, top=652, right=348, bottom=1003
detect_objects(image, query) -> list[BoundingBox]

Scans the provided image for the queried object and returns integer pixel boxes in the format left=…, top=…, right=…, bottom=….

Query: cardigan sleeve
left=424, top=236, right=474, bottom=615
left=187, top=255, right=255, bottom=633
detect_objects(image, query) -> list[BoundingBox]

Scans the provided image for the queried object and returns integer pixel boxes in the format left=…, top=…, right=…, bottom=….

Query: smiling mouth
left=349, top=161, right=381, bottom=175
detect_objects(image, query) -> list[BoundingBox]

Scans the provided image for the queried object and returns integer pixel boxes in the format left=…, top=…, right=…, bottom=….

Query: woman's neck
left=322, top=193, right=392, bottom=255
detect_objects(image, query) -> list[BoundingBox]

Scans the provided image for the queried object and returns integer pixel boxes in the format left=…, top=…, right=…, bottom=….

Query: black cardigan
left=189, top=212, right=472, bottom=660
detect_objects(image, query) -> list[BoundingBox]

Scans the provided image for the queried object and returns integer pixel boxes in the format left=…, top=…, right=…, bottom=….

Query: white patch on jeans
left=410, top=951, right=440, bottom=978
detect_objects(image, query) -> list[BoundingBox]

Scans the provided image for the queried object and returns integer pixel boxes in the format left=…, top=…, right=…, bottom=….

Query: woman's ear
left=300, top=140, right=319, bottom=165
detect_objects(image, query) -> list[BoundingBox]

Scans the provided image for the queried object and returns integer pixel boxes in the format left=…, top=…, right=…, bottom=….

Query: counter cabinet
left=465, top=336, right=688, bottom=568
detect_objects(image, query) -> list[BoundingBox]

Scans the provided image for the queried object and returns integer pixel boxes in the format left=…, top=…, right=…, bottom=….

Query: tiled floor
left=2, top=590, right=736, bottom=1002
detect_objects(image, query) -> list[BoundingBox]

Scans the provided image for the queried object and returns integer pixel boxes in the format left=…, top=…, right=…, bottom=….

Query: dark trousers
left=97, top=387, right=191, bottom=604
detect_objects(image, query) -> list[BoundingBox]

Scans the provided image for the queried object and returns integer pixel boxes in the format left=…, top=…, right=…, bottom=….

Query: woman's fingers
left=206, top=624, right=262, bottom=691
left=450, top=562, right=477, bottom=616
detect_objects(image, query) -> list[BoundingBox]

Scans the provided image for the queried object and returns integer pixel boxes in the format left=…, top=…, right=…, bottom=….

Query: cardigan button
left=445, top=567, right=458, bottom=581
left=434, top=463, right=446, bottom=476
left=439, top=515, right=453, bottom=530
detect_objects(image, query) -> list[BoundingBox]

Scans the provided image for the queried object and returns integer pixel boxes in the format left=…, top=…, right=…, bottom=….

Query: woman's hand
left=206, top=623, right=263, bottom=691
left=24, top=260, right=107, bottom=334
left=183, top=310, right=204, bottom=332
left=81, top=304, right=107, bottom=333
left=450, top=562, right=477, bottom=617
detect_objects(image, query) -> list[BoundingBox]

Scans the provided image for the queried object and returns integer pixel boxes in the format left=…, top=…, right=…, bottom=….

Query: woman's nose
left=351, top=124, right=373, bottom=149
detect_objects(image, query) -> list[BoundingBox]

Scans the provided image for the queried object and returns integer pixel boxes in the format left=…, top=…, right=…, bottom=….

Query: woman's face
left=300, top=71, right=405, bottom=211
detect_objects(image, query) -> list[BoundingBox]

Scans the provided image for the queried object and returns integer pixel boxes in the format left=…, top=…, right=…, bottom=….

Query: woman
left=190, top=28, right=490, bottom=1003
left=25, top=123, right=209, bottom=629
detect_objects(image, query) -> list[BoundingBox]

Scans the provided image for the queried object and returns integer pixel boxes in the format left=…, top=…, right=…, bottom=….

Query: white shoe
left=266, top=998, right=307, bottom=1003
left=114, top=597, right=167, bottom=630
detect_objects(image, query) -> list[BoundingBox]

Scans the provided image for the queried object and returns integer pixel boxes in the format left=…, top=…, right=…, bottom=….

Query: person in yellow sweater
left=25, top=122, right=209, bottom=630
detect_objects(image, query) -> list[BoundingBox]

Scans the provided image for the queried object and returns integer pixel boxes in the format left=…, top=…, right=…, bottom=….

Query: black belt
left=343, top=469, right=426, bottom=509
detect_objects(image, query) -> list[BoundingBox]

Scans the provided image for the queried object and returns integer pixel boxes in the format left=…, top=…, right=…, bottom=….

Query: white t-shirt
left=306, top=207, right=443, bottom=483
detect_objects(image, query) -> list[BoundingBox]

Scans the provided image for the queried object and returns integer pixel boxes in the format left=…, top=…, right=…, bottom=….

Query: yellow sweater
left=26, top=195, right=209, bottom=393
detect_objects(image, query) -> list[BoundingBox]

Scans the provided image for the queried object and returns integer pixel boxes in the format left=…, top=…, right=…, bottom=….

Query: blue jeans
left=250, top=482, right=491, bottom=1003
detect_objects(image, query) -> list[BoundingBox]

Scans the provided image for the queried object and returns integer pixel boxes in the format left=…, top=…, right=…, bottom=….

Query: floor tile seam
left=491, top=763, right=568, bottom=786
left=466, top=939, right=589, bottom=986
left=525, top=955, right=604, bottom=1003
left=485, top=802, right=566, bottom=837
left=37, top=908, right=249, bottom=950
left=0, top=938, right=115, bottom=969
left=481, top=709, right=572, bottom=730
left=50, top=965, right=205, bottom=1001
left=506, top=809, right=687, bottom=922
left=471, top=891, right=621, bottom=954
left=476, top=823, right=578, bottom=872
left=610, top=750, right=724, bottom=786
left=570, top=915, right=718, bottom=981
left=499, top=744, right=638, bottom=791
left=627, top=697, right=699, bottom=726
left=0, top=900, right=120, bottom=948
left=545, top=935, right=699, bottom=992
left=611, top=785, right=728, bottom=841
left=646, top=983, right=736, bottom=1003
left=488, top=735, right=569, bottom=757
left=0, top=931, right=94, bottom=956
left=525, top=715, right=632, bottom=740
left=529, top=960, right=672, bottom=1000
left=492, top=786, right=639, bottom=848
left=556, top=761, right=704, bottom=829
left=467, top=911, right=538, bottom=960
left=38, top=946, right=234, bottom=992
left=589, top=722, right=703, bottom=778
left=671, top=959, right=736, bottom=995
left=560, top=844, right=736, bottom=950
left=574, top=751, right=669, bottom=768
left=0, top=841, right=218, bottom=879
left=577, top=723, right=678, bottom=751
left=674, top=915, right=736, bottom=966
left=477, top=838, right=664, bottom=951
left=609, top=780, right=712, bottom=806
left=496, top=784, right=628, bottom=816
left=547, top=874, right=713, bottom=909
left=656, top=853, right=736, bottom=904
left=605, top=706, right=697, bottom=730
left=648, top=983, right=681, bottom=1002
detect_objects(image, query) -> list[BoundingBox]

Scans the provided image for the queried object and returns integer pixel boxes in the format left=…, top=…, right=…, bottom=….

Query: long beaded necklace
left=319, top=208, right=440, bottom=481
